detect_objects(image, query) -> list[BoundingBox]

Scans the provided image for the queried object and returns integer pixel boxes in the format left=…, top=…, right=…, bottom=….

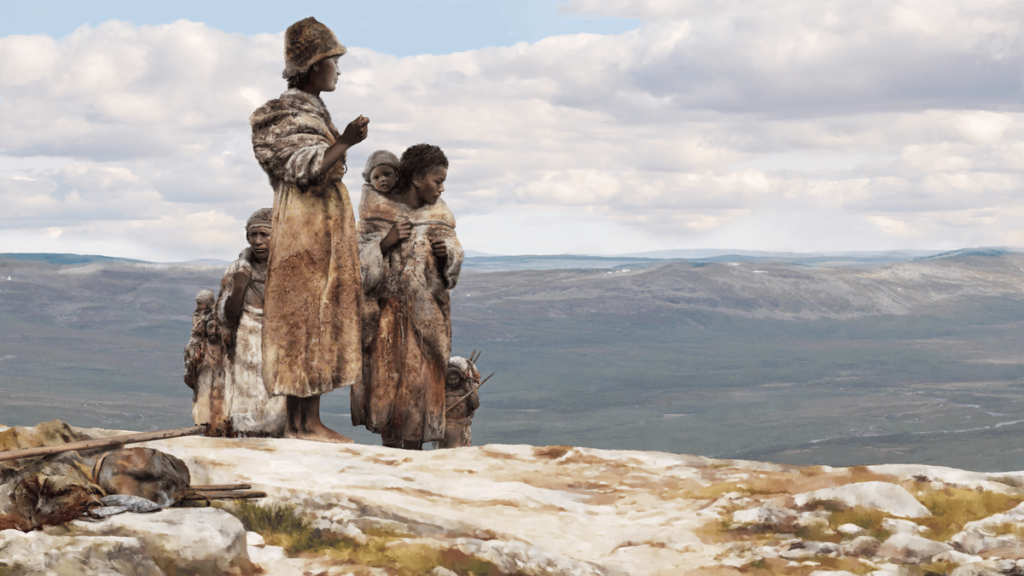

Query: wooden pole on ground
left=0, top=425, right=207, bottom=463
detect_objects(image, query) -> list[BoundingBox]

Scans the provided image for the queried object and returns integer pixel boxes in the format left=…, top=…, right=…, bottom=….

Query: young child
left=352, top=144, right=465, bottom=449
left=183, top=289, right=215, bottom=401
left=440, top=355, right=481, bottom=448
left=188, top=314, right=230, bottom=437
left=362, top=150, right=400, bottom=195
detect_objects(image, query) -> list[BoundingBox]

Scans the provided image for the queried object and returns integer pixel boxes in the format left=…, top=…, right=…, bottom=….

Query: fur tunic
left=250, top=89, right=362, bottom=397
left=351, top=186, right=464, bottom=442
left=216, top=249, right=287, bottom=436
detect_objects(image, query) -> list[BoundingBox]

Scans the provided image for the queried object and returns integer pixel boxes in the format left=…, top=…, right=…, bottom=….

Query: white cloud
left=0, top=3, right=1020, bottom=260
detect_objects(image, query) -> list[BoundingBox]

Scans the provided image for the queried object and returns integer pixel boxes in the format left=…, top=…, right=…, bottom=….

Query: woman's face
left=310, top=57, right=340, bottom=92
left=414, top=166, right=447, bottom=205
left=247, top=226, right=272, bottom=262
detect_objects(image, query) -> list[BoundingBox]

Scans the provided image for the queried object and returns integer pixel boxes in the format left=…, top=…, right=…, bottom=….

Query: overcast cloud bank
left=0, top=0, right=1020, bottom=260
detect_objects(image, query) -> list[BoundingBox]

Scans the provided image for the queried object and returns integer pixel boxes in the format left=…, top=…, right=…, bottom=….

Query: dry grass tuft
left=914, top=487, right=1024, bottom=541
left=533, top=445, right=572, bottom=460
left=224, top=501, right=505, bottom=576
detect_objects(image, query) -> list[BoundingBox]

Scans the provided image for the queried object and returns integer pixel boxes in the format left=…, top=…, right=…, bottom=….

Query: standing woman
left=249, top=17, right=369, bottom=443
left=353, top=144, right=465, bottom=449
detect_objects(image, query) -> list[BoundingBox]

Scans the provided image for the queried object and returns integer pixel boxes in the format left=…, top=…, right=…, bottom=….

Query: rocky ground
left=5, top=426, right=1024, bottom=575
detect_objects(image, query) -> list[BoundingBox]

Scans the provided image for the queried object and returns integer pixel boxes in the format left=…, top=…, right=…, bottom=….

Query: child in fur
left=440, top=356, right=480, bottom=448
left=194, top=318, right=231, bottom=437
left=183, top=289, right=215, bottom=396
left=363, top=150, right=400, bottom=195
left=352, top=144, right=465, bottom=449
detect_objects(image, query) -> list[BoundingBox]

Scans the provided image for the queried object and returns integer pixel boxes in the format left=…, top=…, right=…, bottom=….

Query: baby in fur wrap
left=249, top=17, right=369, bottom=442
left=352, top=146, right=465, bottom=449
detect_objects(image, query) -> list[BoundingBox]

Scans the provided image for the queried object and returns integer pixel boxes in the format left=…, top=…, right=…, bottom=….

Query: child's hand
left=339, top=115, right=369, bottom=147
left=380, top=220, right=412, bottom=252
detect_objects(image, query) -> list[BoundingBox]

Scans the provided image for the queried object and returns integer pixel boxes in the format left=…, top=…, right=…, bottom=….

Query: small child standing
left=441, top=355, right=481, bottom=448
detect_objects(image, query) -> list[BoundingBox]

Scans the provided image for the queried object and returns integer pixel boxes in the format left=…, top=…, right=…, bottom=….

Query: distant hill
left=0, top=253, right=144, bottom=265
left=4, top=250, right=1024, bottom=470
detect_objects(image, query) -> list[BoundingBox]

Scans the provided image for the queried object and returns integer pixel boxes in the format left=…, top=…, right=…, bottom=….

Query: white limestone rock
left=778, top=540, right=841, bottom=559
left=932, top=550, right=984, bottom=565
left=794, top=482, right=931, bottom=518
left=877, top=533, right=953, bottom=564
left=882, top=518, right=929, bottom=535
left=841, top=535, right=881, bottom=557
left=838, top=523, right=866, bottom=536
left=0, top=528, right=164, bottom=576
left=732, top=504, right=798, bottom=528
left=949, top=529, right=1019, bottom=555
left=57, top=508, right=251, bottom=574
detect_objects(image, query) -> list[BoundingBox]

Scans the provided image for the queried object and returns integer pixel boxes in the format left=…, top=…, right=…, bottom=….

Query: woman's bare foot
left=283, top=395, right=354, bottom=443
left=284, top=422, right=353, bottom=443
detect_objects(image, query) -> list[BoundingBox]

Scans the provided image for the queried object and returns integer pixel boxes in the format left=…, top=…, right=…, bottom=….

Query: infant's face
left=370, top=165, right=398, bottom=194
left=196, top=301, right=210, bottom=311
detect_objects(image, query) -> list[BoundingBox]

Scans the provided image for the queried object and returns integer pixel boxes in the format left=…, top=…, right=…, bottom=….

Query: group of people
left=182, top=17, right=482, bottom=450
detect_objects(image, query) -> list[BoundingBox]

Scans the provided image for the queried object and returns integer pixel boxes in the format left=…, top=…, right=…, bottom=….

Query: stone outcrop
left=5, top=424, right=1024, bottom=575
left=793, top=481, right=932, bottom=518
left=877, top=532, right=954, bottom=564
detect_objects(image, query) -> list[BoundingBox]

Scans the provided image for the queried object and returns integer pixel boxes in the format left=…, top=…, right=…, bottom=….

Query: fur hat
left=282, top=17, right=347, bottom=80
left=245, top=207, right=273, bottom=231
left=361, top=150, right=401, bottom=184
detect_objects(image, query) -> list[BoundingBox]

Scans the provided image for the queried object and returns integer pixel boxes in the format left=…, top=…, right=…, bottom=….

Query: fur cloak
left=351, top=185, right=464, bottom=443
left=250, top=89, right=362, bottom=397
left=215, top=248, right=287, bottom=436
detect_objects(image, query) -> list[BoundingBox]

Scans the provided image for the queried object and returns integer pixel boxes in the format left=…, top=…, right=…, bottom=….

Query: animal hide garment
left=215, top=249, right=286, bottom=436
left=250, top=89, right=362, bottom=397
left=351, top=186, right=464, bottom=443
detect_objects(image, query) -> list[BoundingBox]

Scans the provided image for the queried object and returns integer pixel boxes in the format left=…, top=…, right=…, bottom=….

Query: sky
left=0, top=0, right=1020, bottom=261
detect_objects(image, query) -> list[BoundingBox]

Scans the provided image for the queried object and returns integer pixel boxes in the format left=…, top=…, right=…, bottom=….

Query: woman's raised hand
left=339, top=115, right=370, bottom=147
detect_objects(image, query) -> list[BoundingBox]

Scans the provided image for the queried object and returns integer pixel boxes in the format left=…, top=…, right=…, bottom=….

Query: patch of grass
left=914, top=487, right=1024, bottom=541
left=228, top=500, right=340, bottom=554
left=795, top=519, right=841, bottom=544
left=910, top=562, right=950, bottom=576
left=828, top=505, right=891, bottom=541
left=815, top=556, right=875, bottom=575
left=985, top=521, right=1024, bottom=538
left=224, top=501, right=509, bottom=576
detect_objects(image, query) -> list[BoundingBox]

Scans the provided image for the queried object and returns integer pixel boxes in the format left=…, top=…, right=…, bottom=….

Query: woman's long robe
left=249, top=89, right=362, bottom=397
left=215, top=248, right=287, bottom=436
left=351, top=186, right=464, bottom=443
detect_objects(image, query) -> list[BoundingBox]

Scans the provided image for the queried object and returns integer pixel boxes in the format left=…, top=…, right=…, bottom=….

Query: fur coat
left=250, top=89, right=362, bottom=397
left=351, top=185, right=464, bottom=443
left=215, top=248, right=286, bottom=436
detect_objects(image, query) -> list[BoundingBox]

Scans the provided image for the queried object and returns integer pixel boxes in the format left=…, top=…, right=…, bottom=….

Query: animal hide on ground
left=351, top=186, right=464, bottom=443
left=250, top=89, right=362, bottom=397
left=215, top=249, right=286, bottom=437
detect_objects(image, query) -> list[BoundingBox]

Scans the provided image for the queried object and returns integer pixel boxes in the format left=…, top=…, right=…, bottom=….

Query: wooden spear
left=445, top=372, right=495, bottom=414
left=0, top=425, right=207, bottom=463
